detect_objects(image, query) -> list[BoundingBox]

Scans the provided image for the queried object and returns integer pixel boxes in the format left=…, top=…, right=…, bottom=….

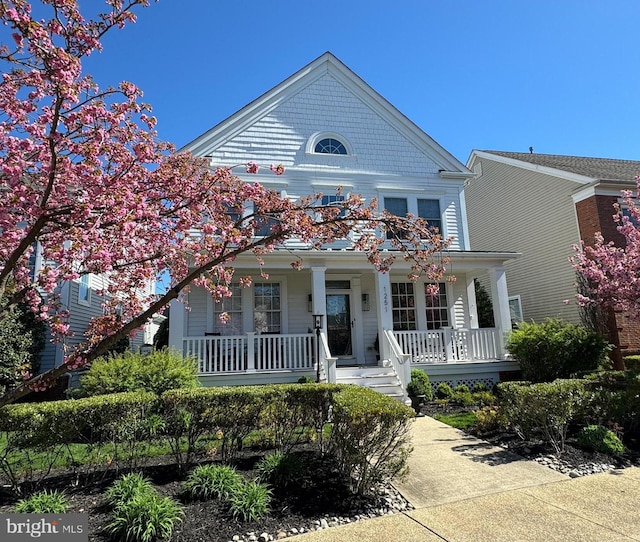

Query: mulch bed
left=0, top=449, right=391, bottom=542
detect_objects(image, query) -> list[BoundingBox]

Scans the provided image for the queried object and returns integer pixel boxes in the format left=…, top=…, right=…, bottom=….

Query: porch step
left=336, top=366, right=406, bottom=401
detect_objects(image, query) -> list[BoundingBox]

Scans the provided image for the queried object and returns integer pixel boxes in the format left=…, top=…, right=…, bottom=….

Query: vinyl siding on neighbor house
left=466, top=157, right=582, bottom=324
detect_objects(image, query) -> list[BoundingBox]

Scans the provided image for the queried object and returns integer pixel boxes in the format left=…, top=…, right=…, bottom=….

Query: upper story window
left=384, top=196, right=442, bottom=239
left=306, top=132, right=353, bottom=156
left=321, top=194, right=346, bottom=218
left=315, top=138, right=347, bottom=155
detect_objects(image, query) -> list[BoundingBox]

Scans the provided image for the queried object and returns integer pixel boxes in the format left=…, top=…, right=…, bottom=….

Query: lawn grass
left=433, top=412, right=477, bottom=430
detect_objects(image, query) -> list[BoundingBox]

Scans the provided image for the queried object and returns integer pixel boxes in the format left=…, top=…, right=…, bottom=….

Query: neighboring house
left=465, top=150, right=640, bottom=357
left=168, top=53, right=520, bottom=401
left=29, top=242, right=156, bottom=383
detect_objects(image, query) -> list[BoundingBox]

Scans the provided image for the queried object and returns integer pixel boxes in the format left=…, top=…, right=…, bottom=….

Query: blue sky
left=82, top=1, right=640, bottom=164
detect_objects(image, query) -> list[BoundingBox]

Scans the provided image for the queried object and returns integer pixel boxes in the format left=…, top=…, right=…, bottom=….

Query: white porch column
left=374, top=271, right=393, bottom=362
left=310, top=267, right=327, bottom=324
left=168, top=298, right=185, bottom=355
left=488, top=266, right=511, bottom=358
left=466, top=275, right=479, bottom=329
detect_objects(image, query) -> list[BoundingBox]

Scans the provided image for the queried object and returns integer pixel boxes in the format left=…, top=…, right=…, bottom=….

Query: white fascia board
left=467, top=150, right=596, bottom=186
left=572, top=180, right=637, bottom=204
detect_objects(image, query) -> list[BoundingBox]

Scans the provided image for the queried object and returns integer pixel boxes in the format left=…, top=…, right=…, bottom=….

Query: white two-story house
left=167, top=53, right=519, bottom=400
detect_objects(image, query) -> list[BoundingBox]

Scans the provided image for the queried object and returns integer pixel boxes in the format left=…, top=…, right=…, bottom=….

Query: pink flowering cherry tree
left=572, top=180, right=640, bottom=370
left=0, top=0, right=452, bottom=406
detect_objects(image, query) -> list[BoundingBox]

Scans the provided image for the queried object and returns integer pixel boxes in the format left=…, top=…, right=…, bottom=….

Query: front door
left=326, top=293, right=353, bottom=358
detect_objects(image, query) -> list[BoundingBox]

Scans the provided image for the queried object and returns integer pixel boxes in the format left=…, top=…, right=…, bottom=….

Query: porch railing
left=184, top=332, right=317, bottom=375
left=393, top=328, right=500, bottom=363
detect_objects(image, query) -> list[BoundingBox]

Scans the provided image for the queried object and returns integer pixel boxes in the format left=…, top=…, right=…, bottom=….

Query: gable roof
left=182, top=52, right=470, bottom=175
left=471, top=150, right=640, bottom=183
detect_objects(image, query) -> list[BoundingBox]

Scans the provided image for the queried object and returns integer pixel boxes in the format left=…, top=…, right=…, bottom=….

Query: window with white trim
left=254, top=283, right=281, bottom=333
left=509, top=295, right=523, bottom=328
left=391, top=282, right=416, bottom=330
left=384, top=197, right=442, bottom=239
left=425, top=283, right=449, bottom=329
left=78, top=274, right=91, bottom=306
left=213, top=284, right=243, bottom=335
left=321, top=194, right=346, bottom=218
left=314, top=138, right=347, bottom=155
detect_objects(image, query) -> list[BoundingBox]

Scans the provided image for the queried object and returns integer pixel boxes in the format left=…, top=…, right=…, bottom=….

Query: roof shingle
left=482, top=151, right=640, bottom=182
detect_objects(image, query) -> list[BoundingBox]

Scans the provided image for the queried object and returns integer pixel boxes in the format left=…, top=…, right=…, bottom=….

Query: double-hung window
left=384, top=197, right=442, bottom=239
left=213, top=284, right=243, bottom=335
left=425, top=283, right=449, bottom=329
left=321, top=194, right=346, bottom=218
left=391, top=282, right=416, bottom=330
left=254, top=283, right=281, bottom=333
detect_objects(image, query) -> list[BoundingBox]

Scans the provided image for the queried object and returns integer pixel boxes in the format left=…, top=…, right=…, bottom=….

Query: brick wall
left=575, top=195, right=640, bottom=357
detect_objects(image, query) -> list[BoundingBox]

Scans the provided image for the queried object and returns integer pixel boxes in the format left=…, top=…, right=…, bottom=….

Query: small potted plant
left=407, top=369, right=432, bottom=416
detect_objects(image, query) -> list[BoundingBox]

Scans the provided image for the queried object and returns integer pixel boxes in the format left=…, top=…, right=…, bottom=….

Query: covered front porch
left=168, top=250, right=519, bottom=396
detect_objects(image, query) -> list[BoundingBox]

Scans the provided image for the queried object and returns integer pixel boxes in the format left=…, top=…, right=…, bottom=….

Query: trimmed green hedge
left=330, top=386, right=414, bottom=494
left=0, top=391, right=158, bottom=446
left=0, top=383, right=414, bottom=497
left=496, top=379, right=586, bottom=453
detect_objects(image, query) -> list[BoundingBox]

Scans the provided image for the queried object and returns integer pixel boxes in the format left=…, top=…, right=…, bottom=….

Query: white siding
left=208, top=74, right=442, bottom=178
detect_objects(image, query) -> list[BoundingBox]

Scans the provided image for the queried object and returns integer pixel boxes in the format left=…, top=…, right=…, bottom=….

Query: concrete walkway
left=296, top=416, right=640, bottom=542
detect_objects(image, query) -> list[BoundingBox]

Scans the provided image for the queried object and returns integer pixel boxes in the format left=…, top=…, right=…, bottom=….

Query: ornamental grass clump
left=15, top=490, right=68, bottom=514
left=182, top=464, right=243, bottom=501
left=256, top=451, right=305, bottom=488
left=229, top=480, right=272, bottom=522
left=106, top=491, right=184, bottom=542
left=105, top=473, right=155, bottom=508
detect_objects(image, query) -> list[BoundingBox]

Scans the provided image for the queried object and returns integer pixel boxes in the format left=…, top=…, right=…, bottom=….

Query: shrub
left=472, top=382, right=489, bottom=393
left=435, top=382, right=453, bottom=400
left=106, top=492, right=183, bottom=542
left=229, top=480, right=272, bottom=522
left=182, top=464, right=243, bottom=501
left=451, top=391, right=474, bottom=407
left=407, top=369, right=432, bottom=400
left=471, top=391, right=497, bottom=407
left=474, top=407, right=507, bottom=434
left=79, top=348, right=200, bottom=397
left=106, top=473, right=155, bottom=508
left=297, top=376, right=315, bottom=384
left=454, top=384, right=470, bottom=394
left=505, top=319, right=611, bottom=382
left=497, top=379, right=586, bottom=453
left=330, top=386, right=414, bottom=495
left=576, top=425, right=624, bottom=455
left=623, top=355, right=640, bottom=371
left=15, top=490, right=68, bottom=514
left=256, top=451, right=305, bottom=488
left=583, top=371, right=640, bottom=434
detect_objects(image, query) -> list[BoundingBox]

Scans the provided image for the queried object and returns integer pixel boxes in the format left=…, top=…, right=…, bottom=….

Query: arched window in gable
left=306, top=132, right=353, bottom=156
left=314, top=138, right=347, bottom=155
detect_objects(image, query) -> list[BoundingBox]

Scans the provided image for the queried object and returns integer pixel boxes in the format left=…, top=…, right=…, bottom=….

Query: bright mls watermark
left=1, top=514, right=88, bottom=541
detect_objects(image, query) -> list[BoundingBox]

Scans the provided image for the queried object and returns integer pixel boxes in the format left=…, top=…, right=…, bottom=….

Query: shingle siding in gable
left=466, top=157, right=581, bottom=325
left=208, top=74, right=441, bottom=177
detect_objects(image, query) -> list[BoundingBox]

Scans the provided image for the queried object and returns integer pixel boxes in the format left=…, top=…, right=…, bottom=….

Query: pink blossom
left=246, top=161, right=260, bottom=174
left=269, top=163, right=285, bottom=175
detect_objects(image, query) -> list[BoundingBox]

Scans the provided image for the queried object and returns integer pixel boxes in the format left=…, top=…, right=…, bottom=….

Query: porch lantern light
left=312, top=314, right=324, bottom=383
